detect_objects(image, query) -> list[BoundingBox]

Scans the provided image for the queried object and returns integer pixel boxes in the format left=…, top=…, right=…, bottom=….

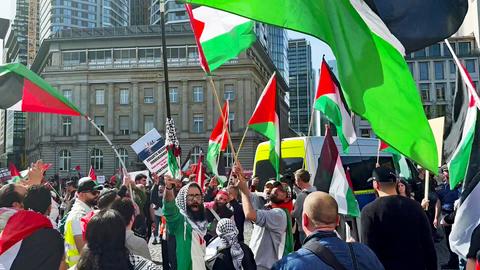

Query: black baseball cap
left=77, top=177, right=103, bottom=193
left=368, top=167, right=397, bottom=183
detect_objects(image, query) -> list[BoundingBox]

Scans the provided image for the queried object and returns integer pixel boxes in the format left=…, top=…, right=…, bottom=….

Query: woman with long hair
left=396, top=179, right=413, bottom=199
left=75, top=209, right=159, bottom=270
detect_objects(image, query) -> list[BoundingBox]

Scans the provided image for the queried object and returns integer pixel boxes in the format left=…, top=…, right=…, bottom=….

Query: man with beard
left=233, top=164, right=293, bottom=270
left=204, top=189, right=234, bottom=243
left=163, top=175, right=208, bottom=270
left=64, top=177, right=102, bottom=268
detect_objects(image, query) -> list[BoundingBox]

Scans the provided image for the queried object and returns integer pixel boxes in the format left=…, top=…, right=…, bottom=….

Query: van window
left=254, top=158, right=304, bottom=191
left=341, top=156, right=394, bottom=191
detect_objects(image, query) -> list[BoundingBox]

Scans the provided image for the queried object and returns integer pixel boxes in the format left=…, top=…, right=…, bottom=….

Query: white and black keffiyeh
left=216, top=218, right=244, bottom=270
left=175, top=182, right=208, bottom=237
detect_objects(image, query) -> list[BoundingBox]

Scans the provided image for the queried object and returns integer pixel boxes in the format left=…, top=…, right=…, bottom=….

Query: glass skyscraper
left=39, top=0, right=130, bottom=42
left=150, top=0, right=188, bottom=25
left=288, top=38, right=315, bottom=135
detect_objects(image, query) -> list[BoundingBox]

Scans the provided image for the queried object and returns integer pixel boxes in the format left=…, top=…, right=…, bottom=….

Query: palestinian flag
left=444, top=68, right=477, bottom=189
left=206, top=101, right=229, bottom=185
left=88, top=166, right=97, bottom=181
left=449, top=112, right=480, bottom=259
left=0, top=210, right=53, bottom=269
left=185, top=0, right=469, bottom=173
left=378, top=140, right=412, bottom=180
left=248, top=73, right=280, bottom=179
left=165, top=118, right=181, bottom=179
left=314, top=58, right=356, bottom=152
left=313, top=126, right=360, bottom=217
left=185, top=4, right=256, bottom=74
left=0, top=63, right=82, bottom=116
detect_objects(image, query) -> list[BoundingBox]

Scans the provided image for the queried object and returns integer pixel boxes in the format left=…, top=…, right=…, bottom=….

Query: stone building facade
left=28, top=24, right=292, bottom=178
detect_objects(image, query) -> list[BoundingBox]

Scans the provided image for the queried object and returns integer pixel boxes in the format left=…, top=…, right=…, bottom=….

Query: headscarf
left=216, top=218, right=243, bottom=270
left=175, top=182, right=208, bottom=237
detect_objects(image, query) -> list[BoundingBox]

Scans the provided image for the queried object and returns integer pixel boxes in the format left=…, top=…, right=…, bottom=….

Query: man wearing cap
left=251, top=179, right=275, bottom=210
left=204, top=188, right=234, bottom=243
left=233, top=164, right=293, bottom=270
left=64, top=177, right=102, bottom=267
left=361, top=167, right=437, bottom=270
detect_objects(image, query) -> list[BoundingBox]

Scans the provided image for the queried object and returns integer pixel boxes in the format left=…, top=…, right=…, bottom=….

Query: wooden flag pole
left=234, top=127, right=249, bottom=163
left=376, top=140, right=381, bottom=167
left=207, top=76, right=237, bottom=158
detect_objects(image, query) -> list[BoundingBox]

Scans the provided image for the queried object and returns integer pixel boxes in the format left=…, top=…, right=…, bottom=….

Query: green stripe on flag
left=449, top=127, right=476, bottom=188
left=201, top=21, right=256, bottom=72
left=206, top=142, right=221, bottom=175
left=346, top=188, right=360, bottom=217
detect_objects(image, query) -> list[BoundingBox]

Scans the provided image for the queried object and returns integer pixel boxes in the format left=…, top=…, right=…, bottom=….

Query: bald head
left=302, top=191, right=339, bottom=234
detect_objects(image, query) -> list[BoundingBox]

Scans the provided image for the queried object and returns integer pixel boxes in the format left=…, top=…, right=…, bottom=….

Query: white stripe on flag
left=323, top=93, right=357, bottom=145
left=0, top=240, right=22, bottom=270
left=329, top=155, right=349, bottom=215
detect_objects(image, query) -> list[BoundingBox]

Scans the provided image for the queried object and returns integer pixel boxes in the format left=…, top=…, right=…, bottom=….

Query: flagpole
left=160, top=0, right=172, bottom=119
left=234, top=127, right=249, bottom=163
left=207, top=76, right=237, bottom=157
left=376, top=140, right=381, bottom=167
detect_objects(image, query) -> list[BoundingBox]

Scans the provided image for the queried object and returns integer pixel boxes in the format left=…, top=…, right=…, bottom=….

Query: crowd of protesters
left=0, top=159, right=478, bottom=270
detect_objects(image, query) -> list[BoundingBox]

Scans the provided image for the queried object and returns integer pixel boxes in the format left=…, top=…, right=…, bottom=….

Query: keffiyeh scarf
left=175, top=182, right=208, bottom=237
left=216, top=218, right=244, bottom=270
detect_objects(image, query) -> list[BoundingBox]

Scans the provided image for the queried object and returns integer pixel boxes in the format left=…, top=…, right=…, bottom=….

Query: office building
left=130, top=0, right=150, bottom=26
left=288, top=38, right=315, bottom=135
left=150, top=0, right=188, bottom=25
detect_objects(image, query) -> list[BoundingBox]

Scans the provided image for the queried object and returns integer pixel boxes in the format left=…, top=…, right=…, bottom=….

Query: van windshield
left=254, top=158, right=304, bottom=191
left=340, top=156, right=394, bottom=191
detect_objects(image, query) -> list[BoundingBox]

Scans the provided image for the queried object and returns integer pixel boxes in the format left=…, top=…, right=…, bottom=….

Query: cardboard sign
left=131, top=128, right=168, bottom=176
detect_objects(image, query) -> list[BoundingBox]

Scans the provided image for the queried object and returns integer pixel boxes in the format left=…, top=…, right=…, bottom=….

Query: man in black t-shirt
left=361, top=167, right=437, bottom=270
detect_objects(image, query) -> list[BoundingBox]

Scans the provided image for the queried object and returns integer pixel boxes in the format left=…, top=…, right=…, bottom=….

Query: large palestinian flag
left=248, top=74, right=280, bottom=179
left=314, top=58, right=356, bottom=152
left=444, top=68, right=477, bottom=188
left=185, top=0, right=469, bottom=173
left=206, top=101, right=229, bottom=184
left=313, top=126, right=360, bottom=217
left=185, top=4, right=256, bottom=74
left=0, top=63, right=82, bottom=116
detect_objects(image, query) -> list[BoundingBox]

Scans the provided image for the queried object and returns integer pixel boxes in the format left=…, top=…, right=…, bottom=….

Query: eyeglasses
left=186, top=194, right=203, bottom=202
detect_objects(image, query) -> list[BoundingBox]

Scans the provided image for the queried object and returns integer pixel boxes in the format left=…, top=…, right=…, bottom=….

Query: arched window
left=191, top=146, right=203, bottom=164
left=59, top=150, right=71, bottom=171
left=90, top=148, right=104, bottom=170
left=116, top=148, right=129, bottom=169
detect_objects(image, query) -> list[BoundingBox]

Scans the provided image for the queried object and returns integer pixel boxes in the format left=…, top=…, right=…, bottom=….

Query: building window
left=224, top=84, right=235, bottom=100
left=62, top=117, right=72, bottom=136
left=224, top=147, right=233, bottom=169
left=116, top=148, right=128, bottom=169
left=144, top=88, right=154, bottom=104
left=437, top=105, right=446, bottom=117
left=228, top=112, right=235, bottom=132
left=59, top=150, right=71, bottom=171
left=414, top=48, right=426, bottom=58
left=407, top=62, right=414, bottom=77
left=424, top=105, right=431, bottom=118
left=444, top=42, right=456, bottom=57
left=360, top=129, right=370, bottom=138
left=170, top=87, right=179, bottom=103
left=95, top=116, right=105, bottom=135
left=429, top=44, right=441, bottom=57
left=466, top=59, right=476, bottom=73
left=95, top=89, right=105, bottom=105
left=144, top=115, right=154, bottom=133
left=434, top=61, right=444, bottom=80
left=436, top=83, right=446, bottom=101
left=120, top=88, right=129, bottom=104
left=449, top=60, right=456, bottom=74
left=191, top=146, right=202, bottom=164
left=459, top=42, right=471, bottom=55
left=420, top=83, right=430, bottom=102
left=119, top=116, right=130, bottom=135
left=90, top=148, right=103, bottom=170
left=193, top=86, right=204, bottom=102
left=63, top=89, right=73, bottom=101
left=193, top=114, right=204, bottom=133
left=419, top=62, right=429, bottom=80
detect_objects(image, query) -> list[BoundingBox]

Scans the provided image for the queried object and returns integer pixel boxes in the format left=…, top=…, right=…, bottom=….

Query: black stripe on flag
left=364, top=0, right=468, bottom=53
left=313, top=127, right=337, bottom=192
left=0, top=73, right=24, bottom=109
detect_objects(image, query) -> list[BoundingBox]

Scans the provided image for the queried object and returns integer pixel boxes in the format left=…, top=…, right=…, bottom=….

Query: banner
left=131, top=128, right=169, bottom=176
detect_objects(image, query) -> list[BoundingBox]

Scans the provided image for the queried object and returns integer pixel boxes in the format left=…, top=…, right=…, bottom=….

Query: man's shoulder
left=272, top=248, right=322, bottom=270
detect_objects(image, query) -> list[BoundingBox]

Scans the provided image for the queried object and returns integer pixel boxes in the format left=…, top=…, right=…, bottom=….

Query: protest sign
left=131, top=128, right=169, bottom=176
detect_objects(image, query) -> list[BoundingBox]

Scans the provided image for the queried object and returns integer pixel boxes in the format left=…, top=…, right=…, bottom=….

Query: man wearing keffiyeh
left=163, top=175, right=208, bottom=270
left=232, top=163, right=293, bottom=270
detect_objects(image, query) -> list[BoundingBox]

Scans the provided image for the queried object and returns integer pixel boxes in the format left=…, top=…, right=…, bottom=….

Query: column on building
left=237, top=78, right=245, bottom=130
left=107, top=83, right=114, bottom=134
left=79, top=84, right=89, bottom=135
left=132, top=82, right=139, bottom=135
left=156, top=81, right=165, bottom=132
left=206, top=79, right=216, bottom=131
left=182, top=80, right=189, bottom=132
